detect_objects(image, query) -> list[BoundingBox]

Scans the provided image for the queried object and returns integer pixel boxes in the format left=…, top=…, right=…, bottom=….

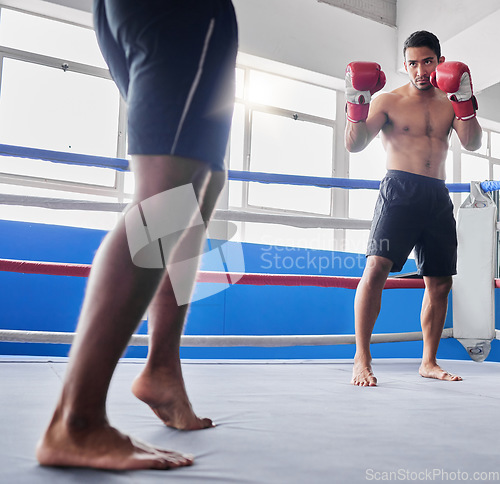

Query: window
left=0, top=7, right=124, bottom=230
left=0, top=182, right=118, bottom=230
left=493, top=164, right=500, bottom=180
left=228, top=101, right=245, bottom=208
left=0, top=8, right=106, bottom=68
left=0, top=157, right=116, bottom=187
left=458, top=129, right=500, bottom=204
left=0, top=59, right=120, bottom=157
left=491, top=132, right=500, bottom=160
left=248, top=70, right=336, bottom=120
left=4, top=6, right=499, bottom=255
left=0, top=8, right=340, bottom=241
left=248, top=111, right=333, bottom=214
left=461, top=153, right=489, bottom=183
left=227, top=65, right=338, bottom=249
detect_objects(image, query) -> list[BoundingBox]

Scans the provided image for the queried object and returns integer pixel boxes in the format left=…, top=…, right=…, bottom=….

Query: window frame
left=226, top=64, right=344, bottom=248
left=0, top=7, right=128, bottom=203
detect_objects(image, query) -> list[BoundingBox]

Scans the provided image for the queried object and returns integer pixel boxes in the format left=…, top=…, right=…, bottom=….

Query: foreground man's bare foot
left=419, top=362, right=462, bottom=381
left=351, top=361, right=378, bottom=386
left=36, top=419, right=194, bottom=470
left=132, top=369, right=214, bottom=430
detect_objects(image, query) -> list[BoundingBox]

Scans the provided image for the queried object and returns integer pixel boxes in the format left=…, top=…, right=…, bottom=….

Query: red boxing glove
left=345, top=62, right=386, bottom=123
left=430, top=61, right=478, bottom=121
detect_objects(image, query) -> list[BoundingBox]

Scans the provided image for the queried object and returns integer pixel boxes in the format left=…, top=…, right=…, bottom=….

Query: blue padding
left=480, top=180, right=500, bottom=193
left=0, top=144, right=129, bottom=171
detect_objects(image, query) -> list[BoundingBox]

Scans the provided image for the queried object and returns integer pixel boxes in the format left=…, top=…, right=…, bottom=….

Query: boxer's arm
left=453, top=116, right=482, bottom=152
left=345, top=94, right=387, bottom=153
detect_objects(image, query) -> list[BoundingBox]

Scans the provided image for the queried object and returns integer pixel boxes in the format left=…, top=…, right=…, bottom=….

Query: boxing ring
left=1, top=144, right=500, bottom=483
left=0, top=143, right=499, bottom=359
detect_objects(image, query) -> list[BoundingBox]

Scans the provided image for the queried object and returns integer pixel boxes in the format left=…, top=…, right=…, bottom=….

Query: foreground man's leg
left=36, top=155, right=210, bottom=470
left=132, top=171, right=226, bottom=430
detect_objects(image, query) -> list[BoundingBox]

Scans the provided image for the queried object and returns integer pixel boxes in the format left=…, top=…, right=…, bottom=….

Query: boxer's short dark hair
left=403, top=30, right=441, bottom=60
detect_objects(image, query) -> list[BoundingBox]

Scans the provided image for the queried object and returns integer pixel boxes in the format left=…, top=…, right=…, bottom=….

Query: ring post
left=452, top=181, right=496, bottom=361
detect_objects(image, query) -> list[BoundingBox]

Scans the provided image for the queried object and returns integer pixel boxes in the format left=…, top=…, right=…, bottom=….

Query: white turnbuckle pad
left=453, top=181, right=497, bottom=361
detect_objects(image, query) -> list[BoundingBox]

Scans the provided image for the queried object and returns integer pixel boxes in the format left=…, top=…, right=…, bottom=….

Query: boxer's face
left=404, top=46, right=444, bottom=91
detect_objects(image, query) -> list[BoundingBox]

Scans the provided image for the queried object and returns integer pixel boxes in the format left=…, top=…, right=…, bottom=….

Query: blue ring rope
left=1, top=143, right=498, bottom=193
left=0, top=143, right=130, bottom=172
left=228, top=170, right=484, bottom=193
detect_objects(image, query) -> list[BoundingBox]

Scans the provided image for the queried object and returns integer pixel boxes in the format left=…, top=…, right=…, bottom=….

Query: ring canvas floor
left=1, top=357, right=499, bottom=484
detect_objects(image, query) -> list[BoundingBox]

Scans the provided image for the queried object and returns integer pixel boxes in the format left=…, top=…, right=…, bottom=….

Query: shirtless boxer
left=36, top=0, right=238, bottom=470
left=345, top=31, right=482, bottom=386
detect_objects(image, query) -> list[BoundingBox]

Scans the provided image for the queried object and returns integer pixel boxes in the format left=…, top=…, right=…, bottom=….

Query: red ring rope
left=0, top=258, right=91, bottom=277
left=0, top=258, right=429, bottom=289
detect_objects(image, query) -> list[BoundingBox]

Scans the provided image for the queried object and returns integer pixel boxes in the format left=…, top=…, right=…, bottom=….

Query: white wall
left=0, top=0, right=91, bottom=24
left=397, top=0, right=500, bottom=94
left=397, top=0, right=500, bottom=46
left=233, top=0, right=398, bottom=85
left=477, top=84, right=500, bottom=127
left=44, top=0, right=90, bottom=11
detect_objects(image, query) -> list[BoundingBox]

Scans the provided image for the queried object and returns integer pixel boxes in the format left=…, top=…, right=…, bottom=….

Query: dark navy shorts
left=93, top=0, right=238, bottom=171
left=367, top=170, right=457, bottom=276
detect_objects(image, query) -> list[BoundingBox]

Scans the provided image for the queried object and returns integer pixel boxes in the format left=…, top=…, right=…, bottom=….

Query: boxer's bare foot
left=351, top=360, right=377, bottom=386
left=419, top=362, right=462, bottom=381
left=36, top=415, right=193, bottom=470
left=132, top=368, right=214, bottom=430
